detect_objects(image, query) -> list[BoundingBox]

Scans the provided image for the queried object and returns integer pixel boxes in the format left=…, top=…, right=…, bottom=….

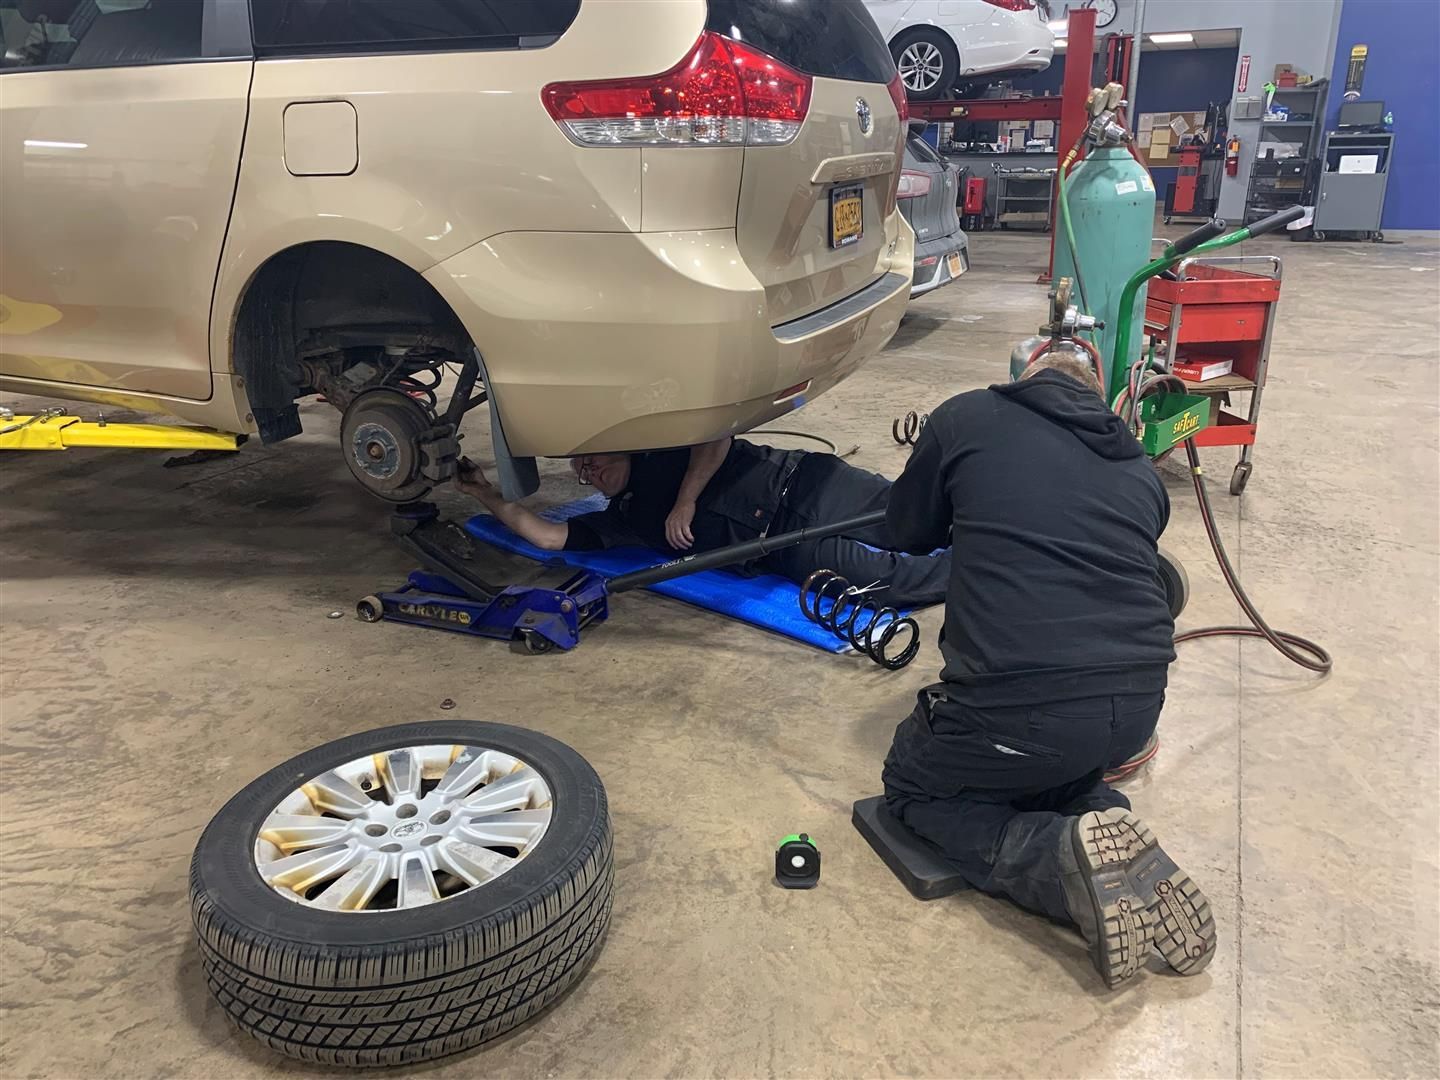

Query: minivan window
left=705, top=0, right=895, bottom=84
left=250, top=0, right=581, bottom=56
left=1, top=0, right=202, bottom=70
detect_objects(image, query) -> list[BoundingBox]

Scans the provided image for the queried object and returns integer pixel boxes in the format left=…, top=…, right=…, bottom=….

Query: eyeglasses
left=576, top=458, right=595, bottom=486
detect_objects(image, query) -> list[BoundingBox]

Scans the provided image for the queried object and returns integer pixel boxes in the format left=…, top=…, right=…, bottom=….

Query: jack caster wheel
left=356, top=595, right=383, bottom=623
left=517, top=629, right=555, bottom=655
left=1229, top=462, right=1252, bottom=496
left=189, top=721, right=613, bottom=1067
left=1156, top=546, right=1190, bottom=620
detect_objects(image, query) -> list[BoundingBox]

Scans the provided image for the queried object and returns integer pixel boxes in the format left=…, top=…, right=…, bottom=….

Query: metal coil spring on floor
left=892, top=410, right=928, bottom=446
left=799, top=570, right=921, bottom=670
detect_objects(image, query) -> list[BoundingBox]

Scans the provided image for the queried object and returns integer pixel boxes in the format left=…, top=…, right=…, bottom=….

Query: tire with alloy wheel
left=190, top=721, right=613, bottom=1067
left=891, top=28, right=959, bottom=101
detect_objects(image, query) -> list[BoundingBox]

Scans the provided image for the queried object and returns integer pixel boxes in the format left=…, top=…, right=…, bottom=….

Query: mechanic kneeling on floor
left=881, top=354, right=1216, bottom=989
left=454, top=436, right=950, bottom=608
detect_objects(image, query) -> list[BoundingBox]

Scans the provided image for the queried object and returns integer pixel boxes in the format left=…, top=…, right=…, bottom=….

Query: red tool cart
left=1144, top=254, right=1284, bottom=495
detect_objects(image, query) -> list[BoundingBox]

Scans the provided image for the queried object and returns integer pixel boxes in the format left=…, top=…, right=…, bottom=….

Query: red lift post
left=905, top=8, right=1123, bottom=281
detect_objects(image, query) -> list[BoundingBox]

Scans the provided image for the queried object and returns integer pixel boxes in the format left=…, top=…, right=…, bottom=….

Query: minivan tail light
left=884, top=73, right=909, bottom=216
left=886, top=72, right=909, bottom=128
left=541, top=31, right=812, bottom=147
left=897, top=170, right=932, bottom=199
left=982, top=0, right=1036, bottom=10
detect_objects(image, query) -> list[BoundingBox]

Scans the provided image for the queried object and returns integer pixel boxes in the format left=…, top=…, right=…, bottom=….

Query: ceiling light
left=1148, top=32, right=1195, bottom=44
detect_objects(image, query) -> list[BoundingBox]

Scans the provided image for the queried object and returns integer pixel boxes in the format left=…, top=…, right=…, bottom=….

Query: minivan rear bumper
left=425, top=219, right=914, bottom=457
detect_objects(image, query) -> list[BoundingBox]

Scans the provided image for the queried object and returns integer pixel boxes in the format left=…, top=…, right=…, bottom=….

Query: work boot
left=1101, top=808, right=1218, bottom=975
left=1061, top=810, right=1153, bottom=988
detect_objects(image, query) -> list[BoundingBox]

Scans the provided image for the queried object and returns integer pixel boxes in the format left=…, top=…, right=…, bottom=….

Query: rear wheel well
left=231, top=241, right=471, bottom=443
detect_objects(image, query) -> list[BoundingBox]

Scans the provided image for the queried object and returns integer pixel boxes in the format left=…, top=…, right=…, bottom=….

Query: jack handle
left=607, top=510, right=887, bottom=594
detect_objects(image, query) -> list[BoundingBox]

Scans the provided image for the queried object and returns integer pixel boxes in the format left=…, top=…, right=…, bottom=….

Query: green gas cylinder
left=1051, top=145, right=1156, bottom=399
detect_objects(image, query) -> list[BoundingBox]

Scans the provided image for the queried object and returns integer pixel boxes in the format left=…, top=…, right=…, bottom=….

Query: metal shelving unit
left=991, top=164, right=1055, bottom=230
left=1244, top=80, right=1329, bottom=225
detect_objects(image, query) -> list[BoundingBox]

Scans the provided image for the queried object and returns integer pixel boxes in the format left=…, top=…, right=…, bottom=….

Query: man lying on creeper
left=455, top=435, right=950, bottom=608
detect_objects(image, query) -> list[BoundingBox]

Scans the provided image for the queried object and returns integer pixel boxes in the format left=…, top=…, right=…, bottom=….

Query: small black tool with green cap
left=775, top=833, right=820, bottom=889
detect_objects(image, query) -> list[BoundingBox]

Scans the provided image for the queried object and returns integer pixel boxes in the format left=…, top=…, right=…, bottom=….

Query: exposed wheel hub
left=340, top=389, right=439, bottom=502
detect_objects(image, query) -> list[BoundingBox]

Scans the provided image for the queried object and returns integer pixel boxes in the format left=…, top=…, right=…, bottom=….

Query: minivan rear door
left=707, top=0, right=905, bottom=326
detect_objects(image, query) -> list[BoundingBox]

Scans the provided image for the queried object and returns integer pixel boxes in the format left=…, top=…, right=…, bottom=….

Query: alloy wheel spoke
left=310, top=854, right=389, bottom=911
left=258, top=814, right=352, bottom=853
left=379, top=749, right=421, bottom=801
left=259, top=843, right=361, bottom=892
left=458, top=809, right=550, bottom=848
left=434, top=747, right=500, bottom=799
left=435, top=838, right=515, bottom=886
left=302, top=771, right=373, bottom=818
left=461, top=767, right=546, bottom=814
left=396, top=854, right=438, bottom=908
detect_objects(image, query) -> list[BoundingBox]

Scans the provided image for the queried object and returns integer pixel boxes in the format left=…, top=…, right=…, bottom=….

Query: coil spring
left=392, top=359, right=447, bottom=415
left=799, top=570, right=921, bottom=670
left=892, top=410, right=928, bottom=445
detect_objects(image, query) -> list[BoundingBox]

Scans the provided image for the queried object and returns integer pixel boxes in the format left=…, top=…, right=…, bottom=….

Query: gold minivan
left=0, top=0, right=914, bottom=499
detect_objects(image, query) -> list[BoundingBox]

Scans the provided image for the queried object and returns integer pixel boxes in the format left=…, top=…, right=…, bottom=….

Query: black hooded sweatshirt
left=886, top=370, right=1175, bottom=706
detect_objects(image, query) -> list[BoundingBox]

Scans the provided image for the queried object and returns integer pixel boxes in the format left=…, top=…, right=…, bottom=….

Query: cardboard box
left=1174, top=356, right=1234, bottom=382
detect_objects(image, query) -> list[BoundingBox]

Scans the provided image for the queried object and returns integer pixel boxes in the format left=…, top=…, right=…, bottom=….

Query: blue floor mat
left=462, top=494, right=850, bottom=653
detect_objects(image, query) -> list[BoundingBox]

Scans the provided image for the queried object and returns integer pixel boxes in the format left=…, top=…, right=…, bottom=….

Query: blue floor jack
left=357, top=501, right=887, bottom=654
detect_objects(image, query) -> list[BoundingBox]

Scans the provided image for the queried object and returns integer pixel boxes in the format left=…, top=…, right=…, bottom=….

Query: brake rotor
left=340, top=389, right=434, bottom=502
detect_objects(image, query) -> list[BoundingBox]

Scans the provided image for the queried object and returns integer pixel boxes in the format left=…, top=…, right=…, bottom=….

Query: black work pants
left=763, top=455, right=950, bottom=608
left=882, top=685, right=1164, bottom=923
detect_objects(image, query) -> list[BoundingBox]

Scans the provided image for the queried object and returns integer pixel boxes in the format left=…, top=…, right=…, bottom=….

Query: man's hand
left=454, top=457, right=493, bottom=500
left=665, top=499, right=697, bottom=550
left=450, top=457, right=570, bottom=551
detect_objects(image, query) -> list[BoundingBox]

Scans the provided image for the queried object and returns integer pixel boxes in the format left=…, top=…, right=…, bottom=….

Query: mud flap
left=472, top=348, right=538, bottom=500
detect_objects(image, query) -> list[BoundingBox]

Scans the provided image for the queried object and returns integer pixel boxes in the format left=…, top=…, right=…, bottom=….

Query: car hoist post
left=0, top=410, right=239, bottom=452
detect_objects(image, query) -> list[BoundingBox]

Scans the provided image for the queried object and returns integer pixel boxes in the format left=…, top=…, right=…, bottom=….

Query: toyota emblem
left=855, top=97, right=872, bottom=135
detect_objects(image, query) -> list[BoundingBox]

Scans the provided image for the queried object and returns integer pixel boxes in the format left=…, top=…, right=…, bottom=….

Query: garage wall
left=1325, top=0, right=1440, bottom=230
left=1127, top=48, right=1240, bottom=200
left=1008, top=47, right=1238, bottom=199
left=1055, top=0, right=1344, bottom=220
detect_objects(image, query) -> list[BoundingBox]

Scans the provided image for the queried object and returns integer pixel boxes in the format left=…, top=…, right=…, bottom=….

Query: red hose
left=1027, top=336, right=1108, bottom=398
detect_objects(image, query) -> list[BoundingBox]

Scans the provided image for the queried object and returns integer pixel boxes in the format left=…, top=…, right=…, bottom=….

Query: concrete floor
left=2, top=228, right=1437, bottom=1079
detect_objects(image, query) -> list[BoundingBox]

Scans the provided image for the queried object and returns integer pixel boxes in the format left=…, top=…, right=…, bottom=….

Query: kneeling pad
left=851, top=795, right=970, bottom=901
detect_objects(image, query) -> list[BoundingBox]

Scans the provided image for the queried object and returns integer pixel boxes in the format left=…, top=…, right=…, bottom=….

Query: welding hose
left=1055, top=145, right=1093, bottom=319
left=1119, top=368, right=1332, bottom=675
left=1175, top=437, right=1332, bottom=673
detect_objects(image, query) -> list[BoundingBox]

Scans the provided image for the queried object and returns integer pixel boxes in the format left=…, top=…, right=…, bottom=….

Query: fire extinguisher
left=1226, top=135, right=1241, bottom=177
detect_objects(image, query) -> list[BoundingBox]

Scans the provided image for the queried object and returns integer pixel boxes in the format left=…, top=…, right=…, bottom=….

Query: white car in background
left=864, top=0, right=1055, bottom=99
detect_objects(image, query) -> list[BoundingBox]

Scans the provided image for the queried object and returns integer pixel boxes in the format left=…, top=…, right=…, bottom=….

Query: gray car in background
left=899, top=127, right=970, bottom=296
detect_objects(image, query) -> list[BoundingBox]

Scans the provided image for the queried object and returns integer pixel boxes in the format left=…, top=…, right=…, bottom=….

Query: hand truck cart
left=1143, top=253, right=1285, bottom=495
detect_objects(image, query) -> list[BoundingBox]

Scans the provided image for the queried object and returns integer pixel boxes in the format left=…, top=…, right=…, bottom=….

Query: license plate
left=947, top=251, right=966, bottom=278
left=830, top=184, right=863, bottom=249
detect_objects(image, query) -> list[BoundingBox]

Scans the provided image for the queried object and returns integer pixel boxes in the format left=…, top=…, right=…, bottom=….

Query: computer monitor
left=1338, top=100, right=1385, bottom=129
